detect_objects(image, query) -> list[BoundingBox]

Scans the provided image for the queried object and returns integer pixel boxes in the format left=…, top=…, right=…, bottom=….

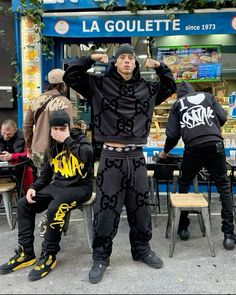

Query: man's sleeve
left=163, top=106, right=181, bottom=153
left=154, top=62, right=177, bottom=106
left=63, top=56, right=96, bottom=99
left=29, top=155, right=53, bottom=191
left=212, top=95, right=227, bottom=127
left=11, top=146, right=27, bottom=161
left=64, top=134, right=93, bottom=164
left=23, top=107, right=34, bottom=149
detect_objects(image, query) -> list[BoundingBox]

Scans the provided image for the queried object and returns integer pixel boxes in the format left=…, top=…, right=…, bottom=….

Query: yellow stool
left=167, top=193, right=215, bottom=258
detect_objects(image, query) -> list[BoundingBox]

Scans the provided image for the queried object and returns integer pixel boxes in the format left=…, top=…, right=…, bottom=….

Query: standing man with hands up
left=63, top=43, right=176, bottom=284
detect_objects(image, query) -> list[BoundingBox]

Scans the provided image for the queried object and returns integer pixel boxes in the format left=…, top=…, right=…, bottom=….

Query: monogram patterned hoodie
left=63, top=57, right=176, bottom=145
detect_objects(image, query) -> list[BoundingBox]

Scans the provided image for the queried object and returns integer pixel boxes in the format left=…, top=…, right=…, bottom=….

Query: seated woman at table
left=0, top=119, right=34, bottom=193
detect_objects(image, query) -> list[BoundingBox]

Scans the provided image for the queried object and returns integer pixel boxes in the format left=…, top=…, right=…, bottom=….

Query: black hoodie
left=164, top=81, right=227, bottom=153
left=30, top=128, right=93, bottom=191
left=63, top=56, right=176, bottom=145
left=0, top=129, right=25, bottom=153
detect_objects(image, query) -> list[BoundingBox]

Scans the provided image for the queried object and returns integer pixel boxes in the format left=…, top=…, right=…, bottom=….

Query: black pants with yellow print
left=92, top=147, right=152, bottom=264
left=17, top=182, right=93, bottom=256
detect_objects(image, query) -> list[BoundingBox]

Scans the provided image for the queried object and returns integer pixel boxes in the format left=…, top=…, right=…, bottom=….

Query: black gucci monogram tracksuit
left=64, top=57, right=176, bottom=262
left=94, top=147, right=151, bottom=262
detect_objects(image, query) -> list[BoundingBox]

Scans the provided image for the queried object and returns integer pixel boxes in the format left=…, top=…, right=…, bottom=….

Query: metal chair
left=0, top=181, right=18, bottom=229
left=62, top=192, right=96, bottom=252
left=167, top=169, right=209, bottom=238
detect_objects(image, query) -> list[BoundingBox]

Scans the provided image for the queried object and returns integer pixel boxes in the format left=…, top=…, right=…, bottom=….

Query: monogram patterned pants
left=92, top=147, right=153, bottom=263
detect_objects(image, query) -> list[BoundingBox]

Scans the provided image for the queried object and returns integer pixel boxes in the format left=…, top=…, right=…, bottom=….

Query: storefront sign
left=43, top=11, right=236, bottom=38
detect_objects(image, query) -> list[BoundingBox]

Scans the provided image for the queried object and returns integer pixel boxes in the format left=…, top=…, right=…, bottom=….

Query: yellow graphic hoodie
left=29, top=128, right=93, bottom=190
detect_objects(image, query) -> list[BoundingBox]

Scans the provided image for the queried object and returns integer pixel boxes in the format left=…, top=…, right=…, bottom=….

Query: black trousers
left=179, top=142, right=234, bottom=234
left=17, top=182, right=93, bottom=255
left=92, top=147, right=152, bottom=263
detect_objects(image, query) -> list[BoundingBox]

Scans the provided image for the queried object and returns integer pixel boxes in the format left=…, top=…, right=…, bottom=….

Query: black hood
left=106, top=60, right=141, bottom=81
left=70, top=128, right=87, bottom=143
left=177, top=81, right=195, bottom=98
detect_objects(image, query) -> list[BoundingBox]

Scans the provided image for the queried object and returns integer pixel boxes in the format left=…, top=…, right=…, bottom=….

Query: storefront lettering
left=82, top=19, right=180, bottom=33
left=185, top=24, right=216, bottom=31
left=82, top=20, right=100, bottom=32
left=224, top=138, right=236, bottom=148
left=185, top=25, right=200, bottom=31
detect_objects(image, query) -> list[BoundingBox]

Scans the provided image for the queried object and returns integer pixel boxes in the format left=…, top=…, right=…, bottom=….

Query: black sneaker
left=223, top=233, right=236, bottom=250
left=140, top=251, right=163, bottom=269
left=178, top=229, right=190, bottom=241
left=0, top=247, right=36, bottom=274
left=28, top=254, right=57, bottom=281
left=89, top=261, right=109, bottom=284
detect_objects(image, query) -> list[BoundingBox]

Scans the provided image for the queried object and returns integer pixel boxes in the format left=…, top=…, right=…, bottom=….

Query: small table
left=0, top=158, right=31, bottom=228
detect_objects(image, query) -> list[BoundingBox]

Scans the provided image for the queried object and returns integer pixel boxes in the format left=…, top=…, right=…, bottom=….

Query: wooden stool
left=167, top=193, right=215, bottom=258
left=0, top=182, right=17, bottom=230
left=63, top=192, right=96, bottom=252
left=165, top=172, right=200, bottom=238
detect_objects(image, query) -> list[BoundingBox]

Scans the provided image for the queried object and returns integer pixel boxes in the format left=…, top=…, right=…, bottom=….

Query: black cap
left=114, top=43, right=135, bottom=62
left=49, top=110, right=70, bottom=127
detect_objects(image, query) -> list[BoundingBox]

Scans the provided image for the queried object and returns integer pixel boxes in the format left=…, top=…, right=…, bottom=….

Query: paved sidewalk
left=0, top=196, right=236, bottom=294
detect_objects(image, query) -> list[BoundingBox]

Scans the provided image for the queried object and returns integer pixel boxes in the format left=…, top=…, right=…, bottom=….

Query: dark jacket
left=164, top=81, right=227, bottom=153
left=0, top=129, right=25, bottom=154
left=30, top=128, right=93, bottom=191
left=63, top=56, right=176, bottom=145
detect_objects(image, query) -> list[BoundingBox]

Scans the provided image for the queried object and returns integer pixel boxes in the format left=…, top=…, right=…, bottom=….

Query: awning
left=42, top=9, right=236, bottom=38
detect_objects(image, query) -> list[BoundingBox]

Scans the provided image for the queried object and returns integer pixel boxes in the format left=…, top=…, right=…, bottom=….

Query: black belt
left=103, top=144, right=138, bottom=152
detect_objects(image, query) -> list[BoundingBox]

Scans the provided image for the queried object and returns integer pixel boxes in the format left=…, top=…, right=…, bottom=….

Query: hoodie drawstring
left=126, top=156, right=134, bottom=187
